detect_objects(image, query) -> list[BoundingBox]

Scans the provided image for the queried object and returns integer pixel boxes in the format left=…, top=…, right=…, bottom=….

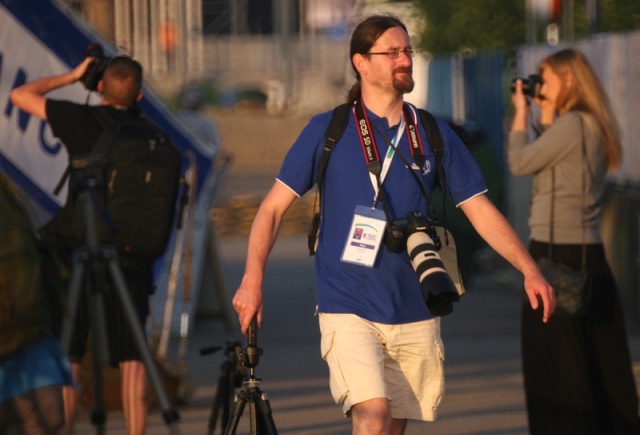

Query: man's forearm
left=461, top=195, right=538, bottom=275
left=10, top=57, right=91, bottom=120
left=241, top=210, right=281, bottom=287
left=9, top=73, right=76, bottom=120
left=24, top=71, right=78, bottom=95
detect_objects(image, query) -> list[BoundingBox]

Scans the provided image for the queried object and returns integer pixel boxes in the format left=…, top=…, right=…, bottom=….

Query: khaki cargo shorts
left=319, top=313, right=444, bottom=421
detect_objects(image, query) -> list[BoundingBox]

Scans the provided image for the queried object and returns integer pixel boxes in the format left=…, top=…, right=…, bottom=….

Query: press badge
left=341, top=205, right=387, bottom=267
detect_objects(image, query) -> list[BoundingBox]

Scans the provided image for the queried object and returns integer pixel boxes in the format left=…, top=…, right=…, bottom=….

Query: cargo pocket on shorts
left=320, top=330, right=349, bottom=407
left=320, top=330, right=334, bottom=361
left=435, top=335, right=445, bottom=362
left=431, top=334, right=446, bottom=416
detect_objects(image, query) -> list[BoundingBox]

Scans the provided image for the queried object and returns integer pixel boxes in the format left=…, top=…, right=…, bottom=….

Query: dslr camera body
left=510, top=74, right=543, bottom=99
left=385, top=212, right=459, bottom=316
left=81, top=43, right=112, bottom=92
left=384, top=211, right=439, bottom=253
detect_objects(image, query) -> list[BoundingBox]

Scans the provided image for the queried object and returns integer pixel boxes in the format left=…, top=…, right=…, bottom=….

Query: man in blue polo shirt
left=232, top=14, right=556, bottom=435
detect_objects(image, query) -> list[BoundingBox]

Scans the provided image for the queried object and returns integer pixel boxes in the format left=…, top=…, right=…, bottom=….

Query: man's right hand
left=9, top=57, right=97, bottom=121
left=232, top=278, right=263, bottom=334
left=71, top=57, right=97, bottom=83
left=230, top=181, right=298, bottom=334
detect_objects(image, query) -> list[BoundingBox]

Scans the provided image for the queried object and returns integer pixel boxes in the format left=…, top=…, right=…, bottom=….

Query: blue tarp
left=427, top=52, right=506, bottom=162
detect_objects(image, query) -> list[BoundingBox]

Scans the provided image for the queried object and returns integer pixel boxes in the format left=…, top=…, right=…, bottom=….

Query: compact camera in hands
left=81, top=43, right=112, bottom=92
left=510, top=74, right=543, bottom=99
left=385, top=212, right=459, bottom=316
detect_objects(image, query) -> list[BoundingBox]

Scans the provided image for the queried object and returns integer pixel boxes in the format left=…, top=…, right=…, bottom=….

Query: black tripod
left=223, top=318, right=278, bottom=435
left=200, top=341, right=244, bottom=434
left=60, top=173, right=180, bottom=434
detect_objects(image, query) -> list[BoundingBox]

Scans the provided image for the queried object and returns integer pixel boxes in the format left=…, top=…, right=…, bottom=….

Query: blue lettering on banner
left=2, top=60, right=62, bottom=156
left=39, top=120, right=62, bottom=154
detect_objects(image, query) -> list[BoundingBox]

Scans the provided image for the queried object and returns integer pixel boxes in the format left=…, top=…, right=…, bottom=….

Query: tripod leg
left=61, top=249, right=112, bottom=434
left=60, top=252, right=87, bottom=353
left=251, top=389, right=278, bottom=435
left=249, top=397, right=259, bottom=435
left=207, top=361, right=229, bottom=435
left=88, top=258, right=112, bottom=435
left=223, top=391, right=247, bottom=435
left=103, top=249, right=180, bottom=432
left=88, top=318, right=107, bottom=435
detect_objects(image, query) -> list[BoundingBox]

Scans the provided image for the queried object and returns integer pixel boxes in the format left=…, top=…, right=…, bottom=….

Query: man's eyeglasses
left=365, top=49, right=415, bottom=59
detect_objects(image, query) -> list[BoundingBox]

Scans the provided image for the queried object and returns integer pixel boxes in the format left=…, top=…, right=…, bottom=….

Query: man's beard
left=393, top=67, right=414, bottom=94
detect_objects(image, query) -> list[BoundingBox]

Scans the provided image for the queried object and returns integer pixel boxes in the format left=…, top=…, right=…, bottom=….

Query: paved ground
left=72, top=232, right=640, bottom=435
left=71, top=137, right=640, bottom=435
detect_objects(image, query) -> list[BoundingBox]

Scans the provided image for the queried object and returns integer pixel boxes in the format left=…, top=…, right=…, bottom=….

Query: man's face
left=364, top=26, right=414, bottom=95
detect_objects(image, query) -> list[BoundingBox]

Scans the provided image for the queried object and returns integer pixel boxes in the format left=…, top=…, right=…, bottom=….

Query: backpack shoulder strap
left=417, top=108, right=456, bottom=234
left=416, top=108, right=443, bottom=161
left=317, top=103, right=351, bottom=188
left=318, top=104, right=446, bottom=187
left=307, top=103, right=351, bottom=256
left=53, top=108, right=116, bottom=195
left=417, top=108, right=447, bottom=194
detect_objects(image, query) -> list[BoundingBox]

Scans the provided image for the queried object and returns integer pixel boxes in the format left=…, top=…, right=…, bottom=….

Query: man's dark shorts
left=63, top=259, right=153, bottom=367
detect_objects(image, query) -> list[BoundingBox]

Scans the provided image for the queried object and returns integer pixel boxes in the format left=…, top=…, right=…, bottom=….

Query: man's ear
left=97, top=80, right=104, bottom=94
left=136, top=91, right=143, bottom=102
left=353, top=53, right=368, bottom=76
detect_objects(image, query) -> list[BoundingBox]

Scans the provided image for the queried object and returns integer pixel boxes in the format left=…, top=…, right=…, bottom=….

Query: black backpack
left=44, top=113, right=183, bottom=260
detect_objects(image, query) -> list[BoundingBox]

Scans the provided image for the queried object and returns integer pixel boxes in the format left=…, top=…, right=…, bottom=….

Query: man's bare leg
left=351, top=397, right=407, bottom=435
left=61, top=361, right=81, bottom=435
left=120, top=360, right=149, bottom=435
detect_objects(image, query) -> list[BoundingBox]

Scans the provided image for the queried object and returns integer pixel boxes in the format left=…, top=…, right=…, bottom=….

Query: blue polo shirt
left=277, top=103, right=487, bottom=324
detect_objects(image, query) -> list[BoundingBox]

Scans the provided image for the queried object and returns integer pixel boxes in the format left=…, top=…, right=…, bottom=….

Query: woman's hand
left=510, top=80, right=529, bottom=132
left=511, top=80, right=529, bottom=112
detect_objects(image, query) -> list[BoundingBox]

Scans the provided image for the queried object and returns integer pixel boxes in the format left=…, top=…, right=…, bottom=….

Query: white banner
left=1, top=0, right=227, bottom=337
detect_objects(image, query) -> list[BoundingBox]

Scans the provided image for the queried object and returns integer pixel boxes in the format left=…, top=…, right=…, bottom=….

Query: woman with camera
left=508, top=48, right=639, bottom=434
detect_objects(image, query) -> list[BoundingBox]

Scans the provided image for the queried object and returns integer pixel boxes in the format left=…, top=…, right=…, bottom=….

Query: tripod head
left=68, top=154, right=107, bottom=196
left=235, top=317, right=263, bottom=374
left=67, top=153, right=118, bottom=242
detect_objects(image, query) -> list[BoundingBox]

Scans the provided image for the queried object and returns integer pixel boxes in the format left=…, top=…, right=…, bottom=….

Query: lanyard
left=374, top=125, right=403, bottom=191
left=353, top=99, right=426, bottom=205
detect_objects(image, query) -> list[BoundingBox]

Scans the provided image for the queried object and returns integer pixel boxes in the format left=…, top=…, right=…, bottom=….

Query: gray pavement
left=73, top=234, right=640, bottom=435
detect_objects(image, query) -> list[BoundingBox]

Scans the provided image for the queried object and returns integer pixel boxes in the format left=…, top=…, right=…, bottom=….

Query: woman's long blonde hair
left=539, top=48, right=622, bottom=169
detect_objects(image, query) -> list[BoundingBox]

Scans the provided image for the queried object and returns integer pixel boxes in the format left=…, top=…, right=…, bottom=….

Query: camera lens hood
left=407, top=232, right=459, bottom=316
